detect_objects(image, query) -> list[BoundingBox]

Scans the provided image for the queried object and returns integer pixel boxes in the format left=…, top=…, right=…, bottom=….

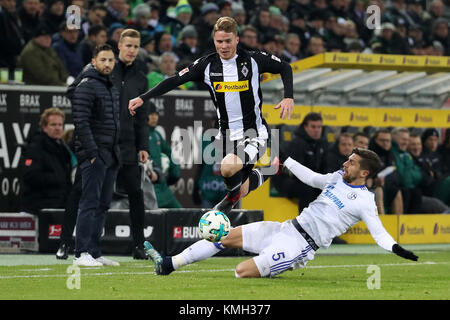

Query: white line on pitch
left=0, top=261, right=447, bottom=280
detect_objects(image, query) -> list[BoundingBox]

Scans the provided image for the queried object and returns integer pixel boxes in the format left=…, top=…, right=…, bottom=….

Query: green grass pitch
left=0, top=244, right=449, bottom=300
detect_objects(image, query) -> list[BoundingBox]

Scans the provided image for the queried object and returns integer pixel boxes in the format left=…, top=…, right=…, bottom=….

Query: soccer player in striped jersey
left=129, top=17, right=294, bottom=213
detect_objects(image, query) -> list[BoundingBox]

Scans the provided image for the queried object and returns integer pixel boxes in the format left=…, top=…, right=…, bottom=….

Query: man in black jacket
left=110, top=29, right=150, bottom=259
left=69, top=44, right=121, bottom=267
left=272, top=112, right=328, bottom=213
left=19, top=107, right=72, bottom=251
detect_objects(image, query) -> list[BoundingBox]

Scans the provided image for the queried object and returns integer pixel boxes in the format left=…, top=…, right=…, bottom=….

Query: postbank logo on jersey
left=213, top=80, right=249, bottom=92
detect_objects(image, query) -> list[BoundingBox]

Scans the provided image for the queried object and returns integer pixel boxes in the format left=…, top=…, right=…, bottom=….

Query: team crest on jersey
left=241, top=65, right=249, bottom=77
left=347, top=192, right=357, bottom=200
left=178, top=67, right=189, bottom=76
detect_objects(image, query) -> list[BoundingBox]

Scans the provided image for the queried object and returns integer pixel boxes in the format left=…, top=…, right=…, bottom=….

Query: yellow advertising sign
left=398, top=214, right=450, bottom=244
left=340, top=215, right=398, bottom=244
left=303, top=105, right=450, bottom=128
left=261, top=105, right=312, bottom=125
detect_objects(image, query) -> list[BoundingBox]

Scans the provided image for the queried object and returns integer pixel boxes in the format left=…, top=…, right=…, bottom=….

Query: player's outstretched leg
left=213, top=154, right=243, bottom=214
left=143, top=241, right=174, bottom=275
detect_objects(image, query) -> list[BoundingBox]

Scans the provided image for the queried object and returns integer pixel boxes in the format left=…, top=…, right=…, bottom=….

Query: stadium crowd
left=8, top=0, right=450, bottom=254
left=1, top=0, right=450, bottom=84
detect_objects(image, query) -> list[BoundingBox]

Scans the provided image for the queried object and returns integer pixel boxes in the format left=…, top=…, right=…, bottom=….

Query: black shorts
left=212, top=136, right=269, bottom=182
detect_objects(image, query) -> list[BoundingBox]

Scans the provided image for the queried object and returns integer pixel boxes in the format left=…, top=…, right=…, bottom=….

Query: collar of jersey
left=342, top=178, right=366, bottom=189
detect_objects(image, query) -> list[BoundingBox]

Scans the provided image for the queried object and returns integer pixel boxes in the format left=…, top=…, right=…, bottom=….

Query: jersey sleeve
left=140, top=56, right=206, bottom=101
left=361, top=202, right=397, bottom=252
left=250, top=51, right=293, bottom=99
left=284, top=157, right=339, bottom=190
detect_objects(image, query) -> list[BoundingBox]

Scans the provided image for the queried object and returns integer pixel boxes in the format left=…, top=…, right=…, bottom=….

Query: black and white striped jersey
left=140, top=48, right=293, bottom=141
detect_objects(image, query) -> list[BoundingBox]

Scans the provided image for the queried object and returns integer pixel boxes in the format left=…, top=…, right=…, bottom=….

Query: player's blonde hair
left=119, top=28, right=141, bottom=43
left=213, top=17, right=238, bottom=36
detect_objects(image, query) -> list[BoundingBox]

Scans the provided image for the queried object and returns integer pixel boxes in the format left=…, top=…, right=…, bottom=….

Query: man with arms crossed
left=128, top=17, right=294, bottom=214
left=144, top=148, right=418, bottom=277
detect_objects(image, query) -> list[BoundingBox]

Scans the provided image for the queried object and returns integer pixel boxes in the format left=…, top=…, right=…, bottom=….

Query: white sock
left=171, top=240, right=224, bottom=270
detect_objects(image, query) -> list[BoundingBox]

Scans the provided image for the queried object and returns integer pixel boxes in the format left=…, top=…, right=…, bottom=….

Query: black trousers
left=60, top=163, right=146, bottom=250
left=75, top=157, right=119, bottom=258
left=115, top=163, right=145, bottom=247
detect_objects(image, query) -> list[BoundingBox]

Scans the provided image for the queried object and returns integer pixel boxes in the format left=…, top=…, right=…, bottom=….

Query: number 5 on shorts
left=272, top=252, right=285, bottom=261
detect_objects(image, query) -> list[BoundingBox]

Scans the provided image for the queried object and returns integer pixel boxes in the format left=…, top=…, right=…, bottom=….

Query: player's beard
left=343, top=171, right=357, bottom=184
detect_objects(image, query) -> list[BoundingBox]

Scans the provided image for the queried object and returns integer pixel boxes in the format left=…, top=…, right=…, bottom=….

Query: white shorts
left=242, top=221, right=316, bottom=277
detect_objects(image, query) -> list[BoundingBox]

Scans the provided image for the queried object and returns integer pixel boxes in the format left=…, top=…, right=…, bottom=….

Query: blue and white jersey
left=284, top=158, right=396, bottom=251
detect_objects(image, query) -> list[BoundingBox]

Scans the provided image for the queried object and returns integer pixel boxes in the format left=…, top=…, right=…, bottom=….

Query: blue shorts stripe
left=269, top=246, right=312, bottom=273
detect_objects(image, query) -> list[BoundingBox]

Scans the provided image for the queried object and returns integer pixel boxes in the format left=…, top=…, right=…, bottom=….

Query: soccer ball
left=198, top=210, right=231, bottom=242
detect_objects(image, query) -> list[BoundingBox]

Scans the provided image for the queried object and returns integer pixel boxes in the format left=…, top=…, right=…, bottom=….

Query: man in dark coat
left=110, top=29, right=150, bottom=259
left=19, top=107, right=72, bottom=250
left=68, top=44, right=121, bottom=267
left=272, top=112, right=328, bottom=213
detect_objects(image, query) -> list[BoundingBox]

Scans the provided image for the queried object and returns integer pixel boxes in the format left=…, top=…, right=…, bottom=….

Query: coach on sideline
left=68, top=44, right=121, bottom=267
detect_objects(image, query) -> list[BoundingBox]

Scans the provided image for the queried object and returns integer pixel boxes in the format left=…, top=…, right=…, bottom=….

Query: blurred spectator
left=218, top=0, right=232, bottom=18
left=238, top=25, right=259, bottom=51
left=106, top=22, right=124, bottom=56
left=103, top=0, right=127, bottom=27
left=192, top=118, right=226, bottom=208
left=154, top=31, right=179, bottom=61
left=272, top=112, right=328, bottom=213
left=391, top=128, right=423, bottom=213
left=423, top=0, right=445, bottom=35
left=407, top=23, right=426, bottom=54
left=308, top=9, right=328, bottom=37
left=306, top=35, right=326, bottom=56
left=444, top=0, right=450, bottom=20
left=161, top=0, right=193, bottom=43
left=19, top=107, right=72, bottom=215
left=289, top=0, right=312, bottom=18
left=326, top=132, right=354, bottom=173
left=40, top=0, right=65, bottom=35
left=323, top=14, right=347, bottom=52
left=438, top=129, right=450, bottom=175
left=281, top=33, right=303, bottom=62
left=268, top=5, right=284, bottom=34
left=329, top=0, right=348, bottom=19
left=385, top=0, right=415, bottom=28
left=17, top=0, right=41, bottom=43
left=369, top=129, right=403, bottom=214
left=272, top=0, right=290, bottom=15
left=347, top=0, right=372, bottom=44
left=147, top=104, right=182, bottom=208
left=406, top=0, right=426, bottom=26
left=409, top=132, right=450, bottom=207
left=52, top=21, right=84, bottom=78
left=353, top=132, right=370, bottom=149
left=18, top=24, right=68, bottom=85
left=311, top=0, right=328, bottom=10
left=128, top=3, right=152, bottom=32
left=137, top=31, right=159, bottom=74
left=78, top=24, right=108, bottom=65
left=79, top=4, right=107, bottom=41
left=194, top=2, right=219, bottom=54
left=261, top=33, right=280, bottom=56
left=430, top=18, right=450, bottom=56
left=0, top=0, right=25, bottom=75
left=147, top=51, right=193, bottom=90
left=369, top=22, right=410, bottom=54
left=249, top=6, right=271, bottom=44
left=231, top=2, right=246, bottom=31
left=174, top=24, right=201, bottom=65
left=288, top=11, right=309, bottom=47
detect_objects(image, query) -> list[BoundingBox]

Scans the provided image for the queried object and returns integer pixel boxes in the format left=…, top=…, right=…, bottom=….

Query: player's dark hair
left=301, top=112, right=322, bottom=126
left=92, top=44, right=113, bottom=58
left=352, top=147, right=382, bottom=179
